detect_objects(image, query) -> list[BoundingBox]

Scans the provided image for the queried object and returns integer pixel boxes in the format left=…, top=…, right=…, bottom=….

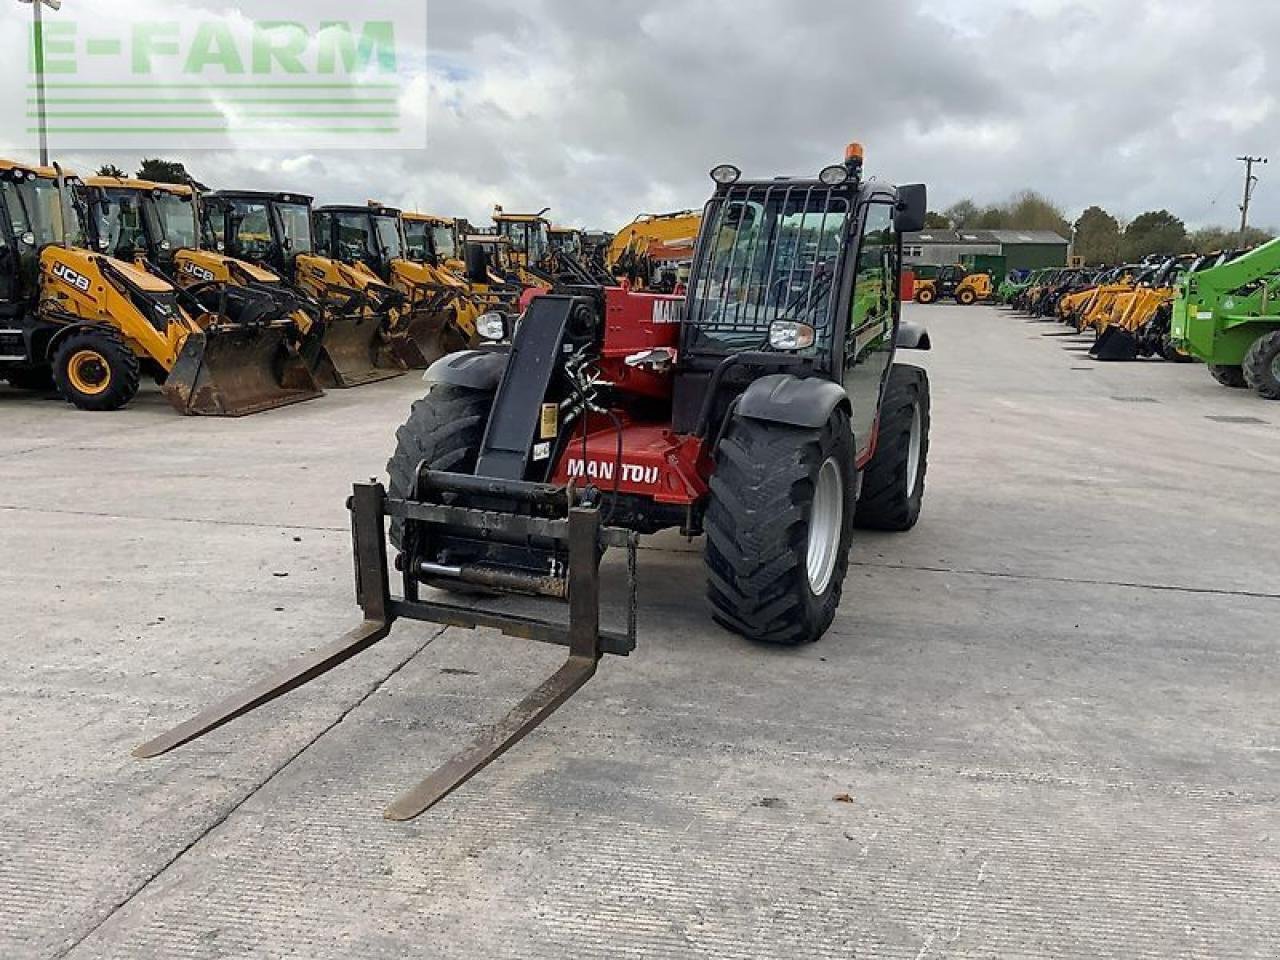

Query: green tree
left=1188, top=226, right=1232, bottom=255
left=1003, top=190, right=1071, bottom=237
left=923, top=211, right=951, bottom=229
left=944, top=199, right=980, bottom=229
left=974, top=207, right=1007, bottom=229
left=96, top=163, right=127, bottom=178
left=1122, top=210, right=1189, bottom=261
left=137, top=158, right=191, bottom=185
left=1073, top=206, right=1121, bottom=264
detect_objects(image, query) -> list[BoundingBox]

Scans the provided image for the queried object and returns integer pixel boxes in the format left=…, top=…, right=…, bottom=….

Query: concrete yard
left=1, top=304, right=1277, bottom=959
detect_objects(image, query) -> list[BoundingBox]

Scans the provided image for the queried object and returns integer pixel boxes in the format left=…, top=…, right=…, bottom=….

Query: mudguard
left=423, top=347, right=510, bottom=391
left=736, top=373, right=850, bottom=430
left=896, top=320, right=932, bottom=350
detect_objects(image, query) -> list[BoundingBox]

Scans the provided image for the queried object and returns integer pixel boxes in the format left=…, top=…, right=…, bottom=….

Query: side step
left=135, top=481, right=637, bottom=821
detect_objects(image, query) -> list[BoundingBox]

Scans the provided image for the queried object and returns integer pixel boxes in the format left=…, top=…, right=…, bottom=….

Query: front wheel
left=856, top=364, right=931, bottom=531
left=915, top=287, right=937, bottom=305
left=704, top=409, right=855, bottom=646
left=1209, top=365, right=1248, bottom=389
left=52, top=329, right=140, bottom=412
left=1242, top=330, right=1280, bottom=400
left=957, top=289, right=977, bottom=306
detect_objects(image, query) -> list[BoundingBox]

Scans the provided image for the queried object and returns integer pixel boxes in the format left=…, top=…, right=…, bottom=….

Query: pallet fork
left=135, top=476, right=637, bottom=820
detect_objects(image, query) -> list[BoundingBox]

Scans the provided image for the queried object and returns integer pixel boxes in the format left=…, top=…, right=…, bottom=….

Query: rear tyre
left=1209, top=365, right=1248, bottom=389
left=1242, top=330, right=1280, bottom=400
left=704, top=409, right=855, bottom=646
left=957, top=289, right=977, bottom=306
left=52, top=330, right=140, bottom=412
left=856, top=364, right=931, bottom=531
left=386, top=382, right=493, bottom=551
left=915, top=287, right=936, bottom=305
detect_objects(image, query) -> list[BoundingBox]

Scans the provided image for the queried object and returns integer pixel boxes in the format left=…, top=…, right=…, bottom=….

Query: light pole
left=1238, top=155, right=1268, bottom=237
left=17, top=0, right=62, bottom=167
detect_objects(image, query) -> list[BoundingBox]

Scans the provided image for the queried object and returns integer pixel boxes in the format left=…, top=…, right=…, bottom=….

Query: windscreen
left=403, top=219, right=430, bottom=261
left=276, top=202, right=313, bottom=255
left=432, top=224, right=457, bottom=261
left=153, top=192, right=197, bottom=250
left=373, top=215, right=404, bottom=260
left=3, top=178, right=86, bottom=250
left=687, top=185, right=851, bottom=352
left=224, top=200, right=273, bottom=260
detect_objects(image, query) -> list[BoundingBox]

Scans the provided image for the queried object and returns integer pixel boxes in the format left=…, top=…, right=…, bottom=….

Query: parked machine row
left=998, top=243, right=1280, bottom=400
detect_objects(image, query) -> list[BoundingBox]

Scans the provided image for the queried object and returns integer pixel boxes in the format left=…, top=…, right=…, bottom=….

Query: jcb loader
left=1090, top=255, right=1196, bottom=361
left=0, top=161, right=316, bottom=416
left=913, top=264, right=992, bottom=305
left=202, top=190, right=404, bottom=388
left=80, top=176, right=325, bottom=410
left=136, top=142, right=935, bottom=820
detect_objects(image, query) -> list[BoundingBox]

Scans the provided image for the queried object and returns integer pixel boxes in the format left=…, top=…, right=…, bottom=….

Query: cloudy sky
left=4, top=0, right=1278, bottom=233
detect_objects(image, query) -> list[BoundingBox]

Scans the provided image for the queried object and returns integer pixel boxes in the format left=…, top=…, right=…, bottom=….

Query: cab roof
left=207, top=189, right=314, bottom=205
left=402, top=212, right=453, bottom=226
left=317, top=203, right=402, bottom=218
left=0, top=157, right=78, bottom=179
left=86, top=175, right=192, bottom=196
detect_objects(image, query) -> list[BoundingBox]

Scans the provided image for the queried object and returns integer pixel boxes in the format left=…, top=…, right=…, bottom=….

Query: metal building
left=902, top=229, right=1069, bottom=274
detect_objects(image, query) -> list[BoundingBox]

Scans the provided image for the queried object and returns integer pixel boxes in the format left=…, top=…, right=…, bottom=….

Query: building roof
left=904, top=229, right=1068, bottom=246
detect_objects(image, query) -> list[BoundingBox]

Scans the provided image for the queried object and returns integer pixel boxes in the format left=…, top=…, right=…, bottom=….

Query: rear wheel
left=386, top=382, right=493, bottom=551
left=1242, top=330, right=1280, bottom=400
left=52, top=330, right=140, bottom=412
left=856, top=364, right=931, bottom=531
left=704, top=409, right=855, bottom=646
left=1209, top=365, right=1248, bottom=389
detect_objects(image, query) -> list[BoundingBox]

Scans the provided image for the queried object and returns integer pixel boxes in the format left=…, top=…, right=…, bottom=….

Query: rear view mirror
left=894, top=184, right=927, bottom=234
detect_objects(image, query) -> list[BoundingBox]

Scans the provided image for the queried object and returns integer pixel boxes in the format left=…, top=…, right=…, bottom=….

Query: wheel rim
left=67, top=350, right=111, bottom=395
left=906, top=402, right=923, bottom=499
left=807, top=457, right=843, bottom=595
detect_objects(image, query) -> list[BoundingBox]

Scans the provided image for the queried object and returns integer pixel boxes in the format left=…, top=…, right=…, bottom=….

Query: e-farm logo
left=16, top=3, right=426, bottom=150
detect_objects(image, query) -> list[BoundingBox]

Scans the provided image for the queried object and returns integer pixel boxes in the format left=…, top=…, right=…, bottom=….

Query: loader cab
left=493, top=207, right=551, bottom=269
left=462, top=235, right=517, bottom=285
left=548, top=227, right=583, bottom=259
left=677, top=151, right=925, bottom=459
left=314, top=203, right=406, bottom=283
left=205, top=191, right=314, bottom=276
left=85, top=179, right=198, bottom=271
left=0, top=162, right=86, bottom=311
left=402, top=214, right=459, bottom=269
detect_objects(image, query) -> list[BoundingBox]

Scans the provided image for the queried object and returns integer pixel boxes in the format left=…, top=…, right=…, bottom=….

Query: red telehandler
left=137, top=143, right=934, bottom=820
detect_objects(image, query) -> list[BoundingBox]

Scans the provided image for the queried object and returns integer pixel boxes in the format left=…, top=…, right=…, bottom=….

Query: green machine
left=1171, top=240, right=1280, bottom=399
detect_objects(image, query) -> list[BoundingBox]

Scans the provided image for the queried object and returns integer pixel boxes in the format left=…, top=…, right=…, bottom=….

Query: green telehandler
left=1171, top=239, right=1280, bottom=399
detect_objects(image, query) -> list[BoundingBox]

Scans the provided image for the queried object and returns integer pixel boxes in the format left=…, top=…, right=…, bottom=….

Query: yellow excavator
left=201, top=190, right=404, bottom=387
left=0, top=160, right=318, bottom=415
left=607, top=209, right=702, bottom=292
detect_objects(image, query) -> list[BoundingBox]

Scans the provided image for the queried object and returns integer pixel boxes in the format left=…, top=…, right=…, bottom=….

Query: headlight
left=769, top=320, right=815, bottom=351
left=159, top=240, right=172, bottom=251
left=818, top=164, right=850, bottom=186
left=475, top=311, right=507, bottom=341
left=710, top=164, right=742, bottom=185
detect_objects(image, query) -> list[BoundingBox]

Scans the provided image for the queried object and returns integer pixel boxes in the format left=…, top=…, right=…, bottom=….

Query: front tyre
left=1242, top=330, right=1280, bottom=400
left=957, top=288, right=977, bottom=306
left=386, top=383, right=493, bottom=550
left=1209, top=365, right=1248, bottom=389
left=915, top=286, right=937, bottom=305
left=704, top=409, right=855, bottom=646
left=52, top=329, right=140, bottom=412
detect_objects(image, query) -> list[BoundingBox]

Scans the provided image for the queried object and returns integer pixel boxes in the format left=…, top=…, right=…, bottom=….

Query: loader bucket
left=311, top=314, right=405, bottom=389
left=162, top=325, right=324, bottom=417
left=1090, top=326, right=1139, bottom=362
left=384, top=304, right=470, bottom=369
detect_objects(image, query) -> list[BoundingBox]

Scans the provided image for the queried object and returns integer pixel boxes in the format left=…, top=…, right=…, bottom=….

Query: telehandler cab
left=136, top=143, right=934, bottom=820
left=0, top=161, right=316, bottom=416
left=202, top=190, right=404, bottom=388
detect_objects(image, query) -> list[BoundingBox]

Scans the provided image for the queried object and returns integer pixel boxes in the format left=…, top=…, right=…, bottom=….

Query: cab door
left=842, top=200, right=898, bottom=464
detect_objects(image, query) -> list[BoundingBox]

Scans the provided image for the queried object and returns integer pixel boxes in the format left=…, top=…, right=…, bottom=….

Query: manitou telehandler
left=0, top=161, right=317, bottom=415
left=136, top=142, right=933, bottom=820
left=1172, top=238, right=1280, bottom=399
left=202, top=190, right=403, bottom=388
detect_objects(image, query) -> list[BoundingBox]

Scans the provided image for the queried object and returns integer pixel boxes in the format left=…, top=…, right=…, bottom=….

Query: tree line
left=926, top=190, right=1275, bottom=264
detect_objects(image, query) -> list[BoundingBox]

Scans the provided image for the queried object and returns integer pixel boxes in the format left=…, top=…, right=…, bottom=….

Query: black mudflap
left=312, top=314, right=405, bottom=389
left=162, top=325, right=324, bottom=417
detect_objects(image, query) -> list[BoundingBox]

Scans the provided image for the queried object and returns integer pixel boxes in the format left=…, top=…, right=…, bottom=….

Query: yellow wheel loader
left=0, top=161, right=317, bottom=416
left=913, top=265, right=992, bottom=305
left=315, top=203, right=488, bottom=366
left=82, top=175, right=325, bottom=411
left=202, top=190, right=403, bottom=388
